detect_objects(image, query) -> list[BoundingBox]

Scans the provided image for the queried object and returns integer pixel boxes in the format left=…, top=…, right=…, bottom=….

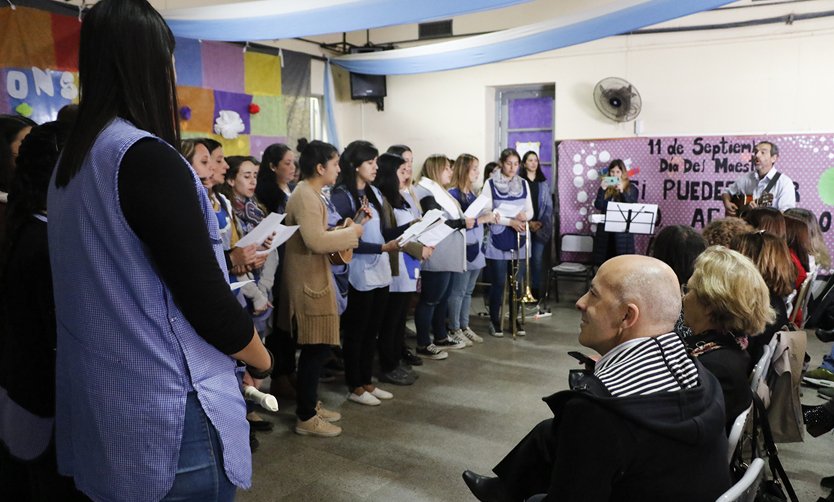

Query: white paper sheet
left=397, top=209, right=445, bottom=246
left=463, top=192, right=490, bottom=218
left=495, top=202, right=526, bottom=219
left=255, top=224, right=299, bottom=255
left=234, top=212, right=285, bottom=248
left=229, top=280, right=253, bottom=291
left=416, top=222, right=456, bottom=247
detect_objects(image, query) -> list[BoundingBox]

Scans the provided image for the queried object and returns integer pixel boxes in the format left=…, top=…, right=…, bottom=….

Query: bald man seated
left=463, top=255, right=730, bottom=502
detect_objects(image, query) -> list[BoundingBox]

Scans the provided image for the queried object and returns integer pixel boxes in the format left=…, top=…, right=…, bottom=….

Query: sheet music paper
left=235, top=212, right=286, bottom=248
left=397, top=209, right=445, bottom=246
left=255, top=224, right=299, bottom=255
left=463, top=193, right=490, bottom=218
left=604, top=202, right=658, bottom=235
left=415, top=222, right=456, bottom=247
left=494, top=202, right=526, bottom=219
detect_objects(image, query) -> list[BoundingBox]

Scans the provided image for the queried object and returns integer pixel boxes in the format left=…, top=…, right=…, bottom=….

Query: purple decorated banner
left=558, top=134, right=834, bottom=253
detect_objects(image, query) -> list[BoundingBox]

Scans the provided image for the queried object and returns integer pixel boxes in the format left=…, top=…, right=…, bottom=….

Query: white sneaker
left=489, top=324, right=504, bottom=338
left=370, top=387, right=393, bottom=400
left=461, top=327, right=484, bottom=343
left=416, top=344, right=449, bottom=360
left=348, top=391, right=381, bottom=406
left=449, top=330, right=473, bottom=347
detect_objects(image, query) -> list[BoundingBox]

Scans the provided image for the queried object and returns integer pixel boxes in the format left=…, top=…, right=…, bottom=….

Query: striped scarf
left=594, top=333, right=700, bottom=397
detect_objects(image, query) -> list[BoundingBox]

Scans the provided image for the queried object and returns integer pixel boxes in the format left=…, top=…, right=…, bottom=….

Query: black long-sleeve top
left=417, top=195, right=466, bottom=230
left=118, top=139, right=253, bottom=355
left=330, top=186, right=409, bottom=254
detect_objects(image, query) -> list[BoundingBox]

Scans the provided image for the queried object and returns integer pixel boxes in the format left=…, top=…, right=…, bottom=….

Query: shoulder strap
left=763, top=171, right=781, bottom=194
left=752, top=394, right=799, bottom=502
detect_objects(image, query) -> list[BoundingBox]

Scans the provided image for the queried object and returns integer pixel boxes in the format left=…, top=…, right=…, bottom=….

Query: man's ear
left=621, top=303, right=639, bottom=330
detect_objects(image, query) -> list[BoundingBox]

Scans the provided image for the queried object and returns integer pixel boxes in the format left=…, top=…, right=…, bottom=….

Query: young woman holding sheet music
left=277, top=140, right=362, bottom=437
left=447, top=154, right=496, bottom=345
left=374, top=153, right=432, bottom=385
left=331, top=141, right=400, bottom=406
left=592, top=158, right=638, bottom=266
left=412, top=155, right=475, bottom=359
left=482, top=148, right=534, bottom=338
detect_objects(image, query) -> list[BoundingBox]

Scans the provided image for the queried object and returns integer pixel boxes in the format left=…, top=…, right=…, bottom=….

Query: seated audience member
left=702, top=217, right=754, bottom=248
left=649, top=224, right=707, bottom=338
left=785, top=207, right=831, bottom=271
left=0, top=115, right=36, bottom=242
left=462, top=255, right=730, bottom=502
left=0, top=121, right=85, bottom=500
left=731, top=232, right=795, bottom=365
left=683, top=247, right=774, bottom=432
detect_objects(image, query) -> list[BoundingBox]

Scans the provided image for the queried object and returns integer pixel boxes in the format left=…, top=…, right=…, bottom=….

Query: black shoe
left=462, top=470, right=513, bottom=502
left=818, top=328, right=834, bottom=343
left=249, top=430, right=259, bottom=453
left=247, top=418, right=274, bottom=432
left=821, top=475, right=834, bottom=489
left=378, top=367, right=416, bottom=386
left=804, top=404, right=834, bottom=437
left=402, top=348, right=423, bottom=366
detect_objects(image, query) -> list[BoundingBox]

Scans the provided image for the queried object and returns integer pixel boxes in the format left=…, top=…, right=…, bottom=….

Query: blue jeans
left=162, top=392, right=236, bottom=502
left=530, top=239, right=546, bottom=299
left=822, top=345, right=834, bottom=372
left=447, top=268, right=480, bottom=330
left=415, top=271, right=453, bottom=347
left=486, top=259, right=525, bottom=328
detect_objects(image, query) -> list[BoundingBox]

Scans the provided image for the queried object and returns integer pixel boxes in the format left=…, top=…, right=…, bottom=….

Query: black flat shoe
left=818, top=328, right=834, bottom=343
left=247, top=418, right=274, bottom=432
left=804, top=404, right=834, bottom=437
left=402, top=348, right=424, bottom=366
left=462, top=470, right=513, bottom=502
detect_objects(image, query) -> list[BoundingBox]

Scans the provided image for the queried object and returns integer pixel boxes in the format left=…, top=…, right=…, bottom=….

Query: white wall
left=328, top=15, right=834, bottom=168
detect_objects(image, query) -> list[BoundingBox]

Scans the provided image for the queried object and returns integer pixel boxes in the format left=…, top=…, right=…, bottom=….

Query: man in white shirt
left=722, top=141, right=796, bottom=215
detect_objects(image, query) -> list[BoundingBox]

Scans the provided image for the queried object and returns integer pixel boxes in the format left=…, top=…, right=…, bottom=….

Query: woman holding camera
left=592, top=159, right=638, bottom=265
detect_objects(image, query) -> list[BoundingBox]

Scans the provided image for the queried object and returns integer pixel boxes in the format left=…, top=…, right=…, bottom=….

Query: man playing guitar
left=722, top=141, right=796, bottom=216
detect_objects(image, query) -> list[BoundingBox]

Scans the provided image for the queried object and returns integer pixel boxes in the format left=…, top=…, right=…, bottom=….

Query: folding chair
left=716, top=458, right=765, bottom=502
left=550, top=234, right=594, bottom=303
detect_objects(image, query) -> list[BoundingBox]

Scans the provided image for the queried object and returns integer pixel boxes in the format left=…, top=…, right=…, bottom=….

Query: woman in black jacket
left=682, top=246, right=775, bottom=432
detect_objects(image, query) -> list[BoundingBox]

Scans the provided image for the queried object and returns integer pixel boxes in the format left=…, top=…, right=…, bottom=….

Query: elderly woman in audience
left=731, top=231, right=796, bottom=365
left=682, top=246, right=774, bottom=431
left=702, top=217, right=754, bottom=248
left=277, top=140, right=362, bottom=437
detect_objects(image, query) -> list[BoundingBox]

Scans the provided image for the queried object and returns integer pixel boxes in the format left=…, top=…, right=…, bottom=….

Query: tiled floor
left=242, top=287, right=834, bottom=501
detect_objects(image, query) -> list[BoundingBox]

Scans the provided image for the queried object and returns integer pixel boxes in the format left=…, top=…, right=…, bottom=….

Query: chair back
left=789, top=269, right=817, bottom=327
left=749, top=345, right=772, bottom=395
left=727, top=404, right=753, bottom=465
left=716, top=458, right=765, bottom=502
left=560, top=234, right=593, bottom=256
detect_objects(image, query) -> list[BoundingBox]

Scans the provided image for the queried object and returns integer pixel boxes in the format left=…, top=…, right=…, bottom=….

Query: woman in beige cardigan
left=277, top=140, right=362, bottom=437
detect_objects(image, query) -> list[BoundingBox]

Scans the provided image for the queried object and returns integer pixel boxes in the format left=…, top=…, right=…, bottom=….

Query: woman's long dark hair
left=0, top=115, right=37, bottom=193
left=374, top=153, right=406, bottom=210
left=336, top=140, right=381, bottom=212
left=55, top=0, right=180, bottom=188
left=257, top=143, right=292, bottom=213
left=649, top=225, right=707, bottom=285
left=521, top=151, right=546, bottom=182
left=298, top=140, right=337, bottom=180
left=2, top=121, right=69, bottom=270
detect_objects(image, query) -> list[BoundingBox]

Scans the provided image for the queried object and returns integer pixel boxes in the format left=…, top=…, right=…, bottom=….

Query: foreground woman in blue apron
left=483, top=148, right=534, bottom=338
left=47, top=1, right=273, bottom=499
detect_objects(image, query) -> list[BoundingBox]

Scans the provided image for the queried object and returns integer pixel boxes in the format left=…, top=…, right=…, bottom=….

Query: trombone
left=509, top=223, right=538, bottom=339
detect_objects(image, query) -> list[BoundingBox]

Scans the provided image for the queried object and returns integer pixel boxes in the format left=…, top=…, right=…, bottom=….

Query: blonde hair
left=688, top=246, right=776, bottom=335
left=420, top=154, right=450, bottom=185
left=451, top=153, right=478, bottom=192
left=703, top=217, right=754, bottom=248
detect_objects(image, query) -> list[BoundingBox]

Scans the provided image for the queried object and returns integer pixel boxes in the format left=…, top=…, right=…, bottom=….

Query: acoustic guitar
left=726, top=192, right=774, bottom=217
left=328, top=196, right=369, bottom=265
